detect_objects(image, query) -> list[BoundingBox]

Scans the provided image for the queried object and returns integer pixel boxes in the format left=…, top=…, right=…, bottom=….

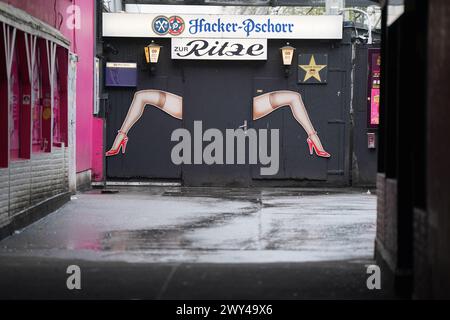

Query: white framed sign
left=172, top=38, right=267, bottom=60
left=103, top=13, right=343, bottom=39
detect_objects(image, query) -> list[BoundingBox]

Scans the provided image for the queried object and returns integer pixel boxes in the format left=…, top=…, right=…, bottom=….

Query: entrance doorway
left=182, top=60, right=255, bottom=186
left=251, top=71, right=348, bottom=184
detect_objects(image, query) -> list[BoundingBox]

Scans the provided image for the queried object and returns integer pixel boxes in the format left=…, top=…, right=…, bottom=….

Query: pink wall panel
left=2, top=0, right=103, bottom=179
left=3, top=0, right=73, bottom=28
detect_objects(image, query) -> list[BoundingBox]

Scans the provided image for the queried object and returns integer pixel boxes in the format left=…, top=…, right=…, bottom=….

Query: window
left=0, top=28, right=7, bottom=167
left=37, top=39, right=52, bottom=153
left=0, top=26, right=51, bottom=162
left=11, top=31, right=34, bottom=160
left=52, top=65, right=61, bottom=146
left=0, top=28, right=68, bottom=161
left=10, top=48, right=20, bottom=160
left=55, top=47, right=68, bottom=147
left=32, top=45, right=43, bottom=153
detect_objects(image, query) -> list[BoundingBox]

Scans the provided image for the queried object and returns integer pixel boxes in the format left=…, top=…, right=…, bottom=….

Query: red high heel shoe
left=106, top=131, right=128, bottom=156
left=307, top=132, right=331, bottom=158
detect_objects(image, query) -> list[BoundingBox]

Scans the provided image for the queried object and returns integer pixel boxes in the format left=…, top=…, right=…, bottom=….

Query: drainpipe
left=339, top=8, right=373, bottom=186
left=349, top=39, right=356, bottom=186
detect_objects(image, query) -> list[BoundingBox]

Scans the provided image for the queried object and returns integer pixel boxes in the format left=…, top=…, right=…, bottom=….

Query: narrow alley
left=2, top=0, right=450, bottom=305
left=0, top=187, right=385, bottom=299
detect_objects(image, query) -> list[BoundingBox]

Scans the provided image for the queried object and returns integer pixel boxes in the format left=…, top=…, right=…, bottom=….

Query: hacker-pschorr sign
left=103, top=13, right=343, bottom=39
left=171, top=38, right=267, bottom=60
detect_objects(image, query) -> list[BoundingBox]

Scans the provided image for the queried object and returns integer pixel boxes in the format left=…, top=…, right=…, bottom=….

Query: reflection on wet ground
left=0, top=187, right=376, bottom=263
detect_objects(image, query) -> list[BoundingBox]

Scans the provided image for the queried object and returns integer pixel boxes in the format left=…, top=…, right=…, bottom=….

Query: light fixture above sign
left=280, top=43, right=296, bottom=78
left=145, top=40, right=162, bottom=64
left=280, top=43, right=295, bottom=66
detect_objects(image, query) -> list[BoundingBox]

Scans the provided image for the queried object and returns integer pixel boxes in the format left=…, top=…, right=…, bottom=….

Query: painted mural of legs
left=106, top=90, right=183, bottom=156
left=253, top=90, right=330, bottom=158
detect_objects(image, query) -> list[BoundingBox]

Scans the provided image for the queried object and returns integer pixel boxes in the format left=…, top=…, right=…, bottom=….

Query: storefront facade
left=102, top=8, right=378, bottom=187
left=0, top=1, right=96, bottom=238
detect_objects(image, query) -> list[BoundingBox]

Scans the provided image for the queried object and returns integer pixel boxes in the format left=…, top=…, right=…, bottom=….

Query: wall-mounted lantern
left=144, top=40, right=162, bottom=73
left=280, top=43, right=296, bottom=77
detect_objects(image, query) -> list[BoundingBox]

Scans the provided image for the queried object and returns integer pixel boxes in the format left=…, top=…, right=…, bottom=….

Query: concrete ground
left=0, top=187, right=391, bottom=299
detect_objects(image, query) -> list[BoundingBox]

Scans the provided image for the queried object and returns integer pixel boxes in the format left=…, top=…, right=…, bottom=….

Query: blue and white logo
left=152, top=15, right=170, bottom=35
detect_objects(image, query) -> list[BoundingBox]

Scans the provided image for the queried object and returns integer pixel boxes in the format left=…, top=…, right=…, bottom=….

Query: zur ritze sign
left=171, top=38, right=267, bottom=60
left=103, top=13, right=343, bottom=39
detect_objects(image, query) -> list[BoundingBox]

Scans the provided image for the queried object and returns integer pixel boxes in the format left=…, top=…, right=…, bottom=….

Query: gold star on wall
left=299, top=55, right=327, bottom=82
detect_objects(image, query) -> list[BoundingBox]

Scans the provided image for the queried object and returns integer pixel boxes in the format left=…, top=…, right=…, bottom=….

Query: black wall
left=102, top=27, right=377, bottom=186
left=353, top=44, right=379, bottom=186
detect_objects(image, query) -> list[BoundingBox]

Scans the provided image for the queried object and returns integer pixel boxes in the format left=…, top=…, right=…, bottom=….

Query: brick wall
left=376, top=173, right=385, bottom=246
left=376, top=173, right=398, bottom=271
left=384, top=178, right=398, bottom=265
left=0, top=147, right=68, bottom=229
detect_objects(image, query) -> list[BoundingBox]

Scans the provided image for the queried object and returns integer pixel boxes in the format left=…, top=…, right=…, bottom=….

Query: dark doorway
left=251, top=70, right=348, bottom=183
left=181, top=60, right=255, bottom=186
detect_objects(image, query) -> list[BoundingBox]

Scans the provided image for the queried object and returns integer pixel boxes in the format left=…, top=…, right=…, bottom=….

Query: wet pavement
left=0, top=187, right=388, bottom=299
